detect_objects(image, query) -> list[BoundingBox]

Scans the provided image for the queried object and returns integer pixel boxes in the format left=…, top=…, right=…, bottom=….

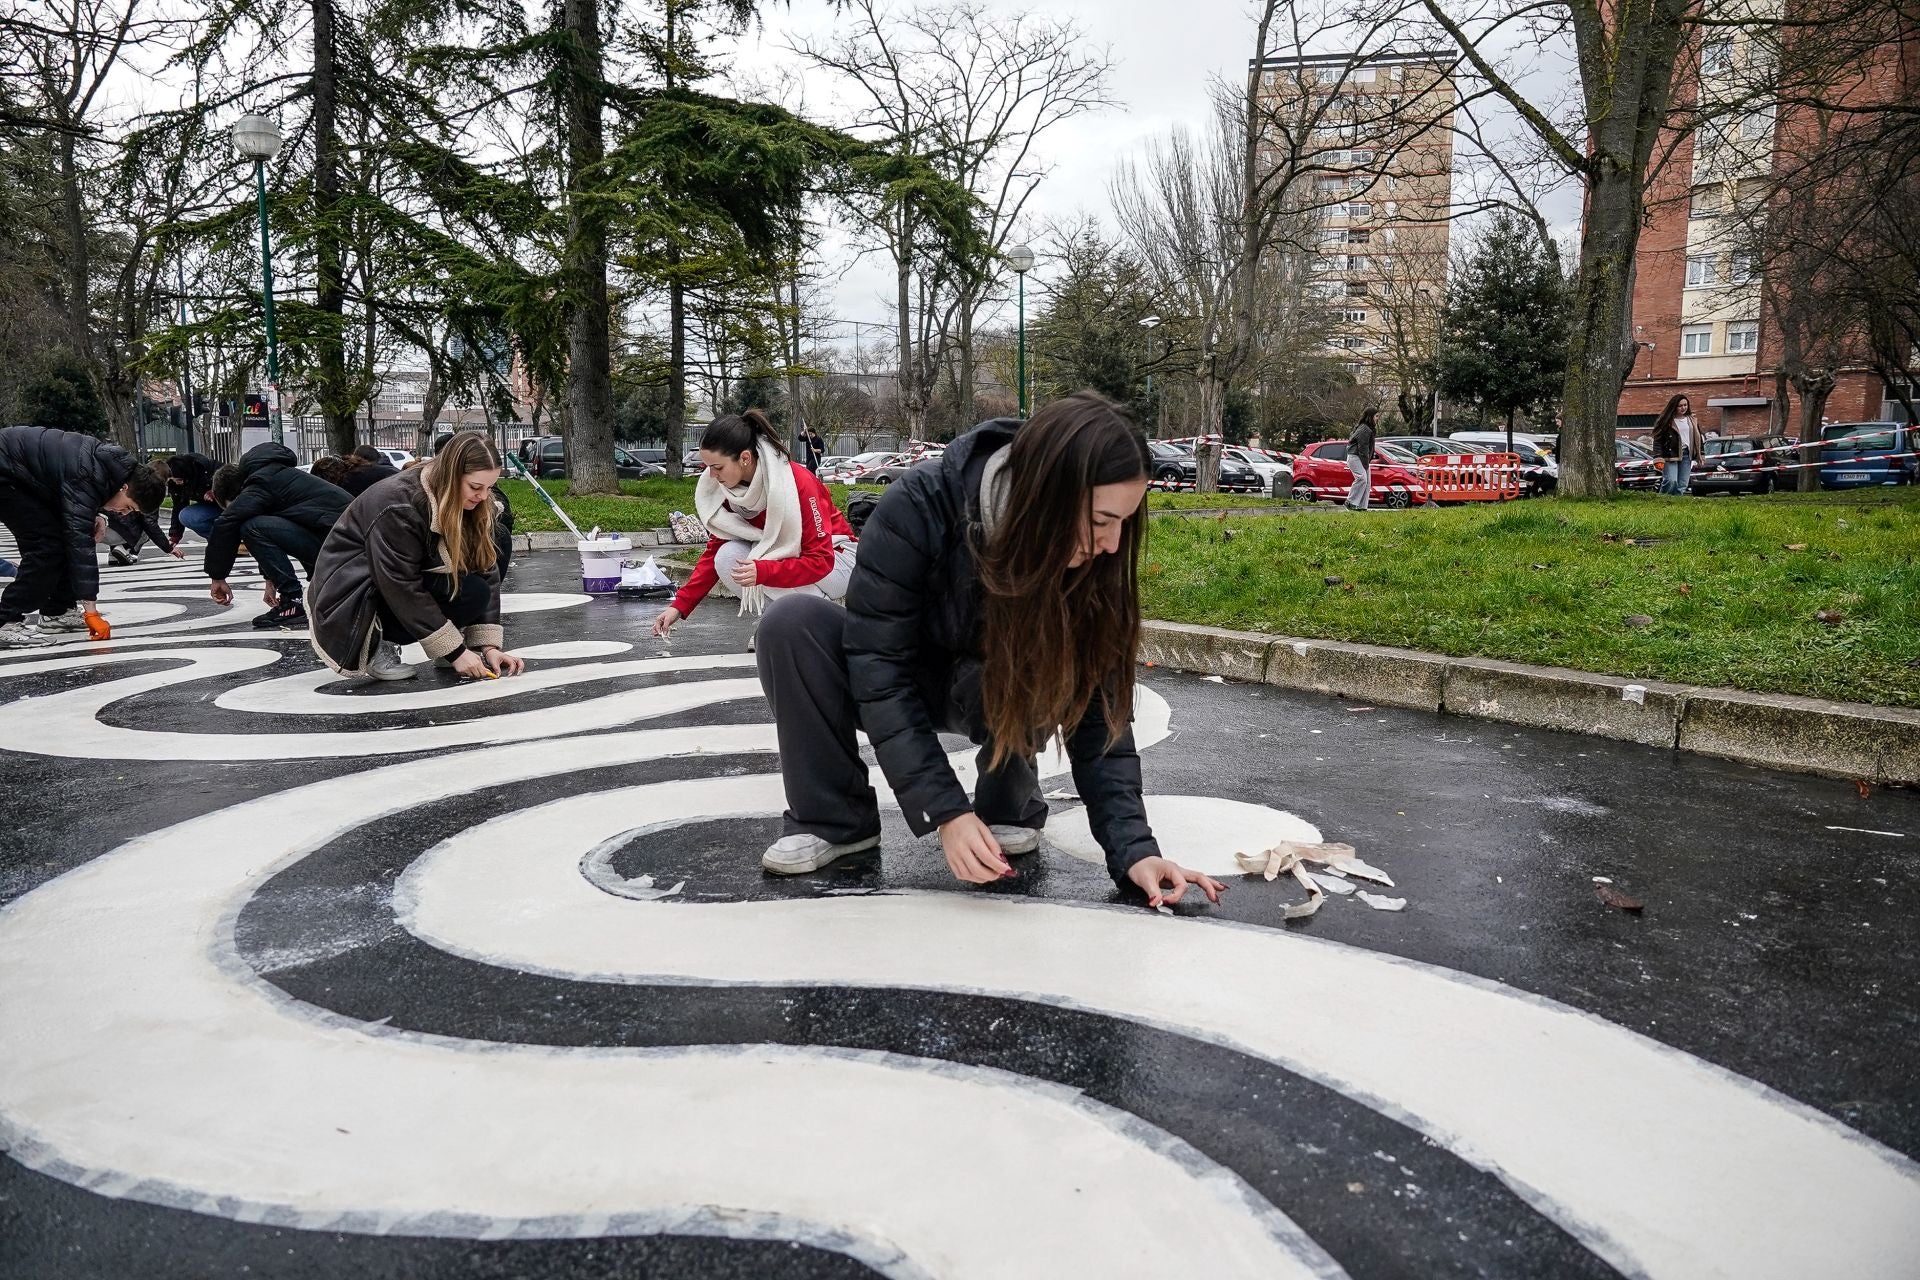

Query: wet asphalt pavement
left=0, top=546, right=1916, bottom=1280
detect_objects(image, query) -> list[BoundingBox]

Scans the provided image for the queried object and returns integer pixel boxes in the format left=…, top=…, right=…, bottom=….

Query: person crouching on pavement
left=0, top=424, right=168, bottom=649
left=752, top=391, right=1225, bottom=910
left=308, top=430, right=525, bottom=683
left=203, top=442, right=351, bottom=629
left=650, top=408, right=857, bottom=643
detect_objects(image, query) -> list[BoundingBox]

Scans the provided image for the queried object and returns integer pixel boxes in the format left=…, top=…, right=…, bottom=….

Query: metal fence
left=185, top=417, right=543, bottom=467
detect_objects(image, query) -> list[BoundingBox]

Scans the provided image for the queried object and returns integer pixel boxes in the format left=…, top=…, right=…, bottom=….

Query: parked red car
left=1290, top=441, right=1432, bottom=508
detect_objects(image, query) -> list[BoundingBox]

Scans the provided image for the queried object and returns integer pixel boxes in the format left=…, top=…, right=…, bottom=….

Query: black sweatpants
left=241, top=516, right=325, bottom=600
left=754, top=594, right=1048, bottom=845
left=0, top=481, right=76, bottom=626
left=375, top=571, right=492, bottom=645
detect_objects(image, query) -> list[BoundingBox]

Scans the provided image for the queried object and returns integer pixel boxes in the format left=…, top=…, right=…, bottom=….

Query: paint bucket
left=577, top=535, right=632, bottom=594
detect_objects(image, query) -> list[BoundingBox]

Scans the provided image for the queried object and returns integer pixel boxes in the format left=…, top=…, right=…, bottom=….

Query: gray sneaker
left=365, top=641, right=417, bottom=682
left=990, top=825, right=1042, bottom=856
left=761, top=832, right=880, bottom=875
left=0, top=621, right=56, bottom=648
left=37, top=607, right=88, bottom=632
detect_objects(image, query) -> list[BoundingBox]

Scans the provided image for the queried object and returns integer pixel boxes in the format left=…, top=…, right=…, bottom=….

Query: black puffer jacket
left=0, top=425, right=136, bottom=604
left=844, top=419, right=1160, bottom=887
left=340, top=461, right=398, bottom=496
left=204, top=443, right=351, bottom=581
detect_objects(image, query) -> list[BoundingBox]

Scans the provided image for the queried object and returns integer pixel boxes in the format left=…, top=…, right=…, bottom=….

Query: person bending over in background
left=203, top=442, right=351, bottom=630
left=0, top=425, right=166, bottom=648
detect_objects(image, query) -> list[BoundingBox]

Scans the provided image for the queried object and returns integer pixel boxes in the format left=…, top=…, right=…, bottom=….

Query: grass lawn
left=1141, top=487, right=1920, bottom=707
left=499, top=476, right=878, bottom=534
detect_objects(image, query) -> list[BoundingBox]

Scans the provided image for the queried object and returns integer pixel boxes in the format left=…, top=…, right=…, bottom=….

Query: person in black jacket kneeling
left=307, top=431, right=525, bottom=683
left=204, top=442, right=351, bottom=629
left=756, top=391, right=1225, bottom=909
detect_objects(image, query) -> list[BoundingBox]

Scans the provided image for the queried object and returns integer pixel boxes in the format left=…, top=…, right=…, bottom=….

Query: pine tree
left=1431, top=212, right=1569, bottom=452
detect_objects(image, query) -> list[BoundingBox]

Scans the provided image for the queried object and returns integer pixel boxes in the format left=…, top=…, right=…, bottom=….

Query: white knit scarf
left=694, top=439, right=800, bottom=615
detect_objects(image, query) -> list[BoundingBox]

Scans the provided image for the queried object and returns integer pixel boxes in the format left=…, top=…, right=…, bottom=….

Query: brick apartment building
left=1252, top=52, right=1457, bottom=405
left=1618, top=18, right=1913, bottom=438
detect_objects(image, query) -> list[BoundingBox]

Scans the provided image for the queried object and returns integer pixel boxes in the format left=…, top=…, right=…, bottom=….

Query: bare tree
left=792, top=0, right=1110, bottom=432
left=1368, top=223, right=1448, bottom=431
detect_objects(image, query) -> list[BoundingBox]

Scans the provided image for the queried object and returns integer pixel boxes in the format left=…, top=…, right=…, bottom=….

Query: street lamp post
left=1007, top=243, right=1034, bottom=416
left=232, top=114, right=284, bottom=445
left=1139, top=315, right=1162, bottom=423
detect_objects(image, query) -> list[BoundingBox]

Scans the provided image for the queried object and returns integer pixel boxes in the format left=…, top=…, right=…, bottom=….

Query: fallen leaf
left=1784, top=542, right=1808, bottom=551
left=1340, top=582, right=1356, bottom=593
left=1595, top=884, right=1644, bottom=912
left=1677, top=583, right=1693, bottom=595
left=1624, top=614, right=1654, bottom=628
left=1856, top=779, right=1872, bottom=799
left=1816, top=609, right=1845, bottom=626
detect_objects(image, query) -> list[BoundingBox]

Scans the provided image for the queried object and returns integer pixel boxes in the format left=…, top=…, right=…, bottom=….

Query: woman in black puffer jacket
left=754, top=392, right=1225, bottom=909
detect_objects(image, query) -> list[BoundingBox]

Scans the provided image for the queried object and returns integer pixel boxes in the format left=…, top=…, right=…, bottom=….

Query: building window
left=1349, top=149, right=1375, bottom=165
left=1342, top=309, right=1369, bottom=323
left=1682, top=325, right=1713, bottom=356
left=1686, top=255, right=1719, bottom=287
left=1344, top=281, right=1369, bottom=296
left=1690, top=185, right=1722, bottom=218
left=1702, top=36, right=1734, bottom=73
left=1727, top=321, right=1759, bottom=353
left=1345, top=202, right=1372, bottom=219
left=1347, top=229, right=1371, bottom=244
left=1729, top=252, right=1756, bottom=283
left=1351, top=67, right=1377, bottom=84
left=1741, top=107, right=1774, bottom=140
left=1346, top=255, right=1369, bottom=271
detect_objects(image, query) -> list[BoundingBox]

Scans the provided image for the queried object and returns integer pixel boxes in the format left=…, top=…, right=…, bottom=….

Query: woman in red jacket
left=651, top=409, right=856, bottom=638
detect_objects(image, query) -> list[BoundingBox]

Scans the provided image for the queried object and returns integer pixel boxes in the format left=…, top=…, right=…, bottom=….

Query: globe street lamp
left=232, top=114, right=284, bottom=444
left=1007, top=243, right=1035, bottom=416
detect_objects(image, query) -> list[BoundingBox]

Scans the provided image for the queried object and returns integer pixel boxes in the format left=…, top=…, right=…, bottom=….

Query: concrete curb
left=1139, top=620, right=1920, bottom=785
left=518, top=529, right=692, bottom=552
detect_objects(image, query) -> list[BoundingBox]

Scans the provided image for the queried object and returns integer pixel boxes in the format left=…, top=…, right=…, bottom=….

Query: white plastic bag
left=618, top=555, right=674, bottom=596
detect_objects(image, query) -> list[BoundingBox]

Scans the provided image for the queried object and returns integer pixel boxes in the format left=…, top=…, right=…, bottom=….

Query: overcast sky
left=724, top=0, right=1266, bottom=342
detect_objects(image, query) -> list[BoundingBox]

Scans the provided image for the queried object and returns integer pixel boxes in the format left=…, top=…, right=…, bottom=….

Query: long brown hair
left=978, top=392, right=1151, bottom=770
left=1653, top=393, right=1689, bottom=437
left=425, top=431, right=500, bottom=593
left=702, top=407, right=789, bottom=460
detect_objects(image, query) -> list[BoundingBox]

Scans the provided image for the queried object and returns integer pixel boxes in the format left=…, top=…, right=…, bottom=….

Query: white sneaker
left=0, top=621, right=56, bottom=648
left=761, top=832, right=880, bottom=875
left=991, top=825, right=1042, bottom=855
left=36, top=607, right=87, bottom=632
left=365, top=642, right=417, bottom=682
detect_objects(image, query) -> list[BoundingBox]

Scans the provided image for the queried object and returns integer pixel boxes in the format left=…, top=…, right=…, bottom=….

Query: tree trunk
left=311, top=0, right=355, bottom=456
left=418, top=365, right=448, bottom=456
left=1792, top=371, right=1835, bottom=493
left=895, top=212, right=916, bottom=438
left=561, top=0, right=617, bottom=494
left=663, top=278, right=687, bottom=478
left=957, top=288, right=976, bottom=429
left=1559, top=163, right=1643, bottom=497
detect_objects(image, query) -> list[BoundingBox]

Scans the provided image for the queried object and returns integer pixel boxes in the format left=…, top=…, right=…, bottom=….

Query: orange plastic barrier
left=1416, top=452, right=1522, bottom=502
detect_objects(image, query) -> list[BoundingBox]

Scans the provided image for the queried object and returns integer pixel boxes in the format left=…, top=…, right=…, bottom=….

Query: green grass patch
left=499, top=477, right=876, bottom=534
left=1141, top=487, right=1920, bottom=707
left=1148, top=491, right=1293, bottom=511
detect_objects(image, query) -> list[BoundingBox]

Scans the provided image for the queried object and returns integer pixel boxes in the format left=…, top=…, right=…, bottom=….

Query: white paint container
left=576, top=535, right=632, bottom=594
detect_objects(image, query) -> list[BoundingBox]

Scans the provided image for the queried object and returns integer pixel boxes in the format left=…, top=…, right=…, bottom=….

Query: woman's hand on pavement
left=650, top=606, right=681, bottom=638
left=451, top=649, right=490, bottom=679
left=482, top=647, right=524, bottom=677
left=1126, top=857, right=1226, bottom=909
left=938, top=813, right=1012, bottom=884
left=730, top=559, right=759, bottom=588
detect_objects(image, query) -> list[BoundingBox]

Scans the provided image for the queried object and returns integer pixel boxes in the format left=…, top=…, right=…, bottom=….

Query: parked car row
left=516, top=436, right=667, bottom=481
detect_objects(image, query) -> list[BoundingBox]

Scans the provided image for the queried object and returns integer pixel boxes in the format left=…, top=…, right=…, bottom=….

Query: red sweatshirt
left=671, top=462, right=856, bottom=617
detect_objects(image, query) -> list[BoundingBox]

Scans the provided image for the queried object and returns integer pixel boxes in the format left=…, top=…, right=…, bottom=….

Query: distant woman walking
left=1651, top=394, right=1703, bottom=495
left=1345, top=408, right=1378, bottom=511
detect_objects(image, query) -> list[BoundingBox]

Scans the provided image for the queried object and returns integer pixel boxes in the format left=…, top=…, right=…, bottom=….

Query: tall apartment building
left=1252, top=51, right=1457, bottom=403
left=1618, top=17, right=1911, bottom=436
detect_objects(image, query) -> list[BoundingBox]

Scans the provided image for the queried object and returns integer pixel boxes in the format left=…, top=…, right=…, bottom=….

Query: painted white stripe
left=394, top=765, right=1920, bottom=1280
left=0, top=648, right=764, bottom=759
left=0, top=726, right=1338, bottom=1280
left=1826, top=826, right=1904, bottom=838
left=215, top=653, right=756, bottom=715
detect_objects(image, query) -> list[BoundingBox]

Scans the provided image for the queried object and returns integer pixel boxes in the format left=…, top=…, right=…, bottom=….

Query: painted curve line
left=0, top=724, right=1338, bottom=1280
